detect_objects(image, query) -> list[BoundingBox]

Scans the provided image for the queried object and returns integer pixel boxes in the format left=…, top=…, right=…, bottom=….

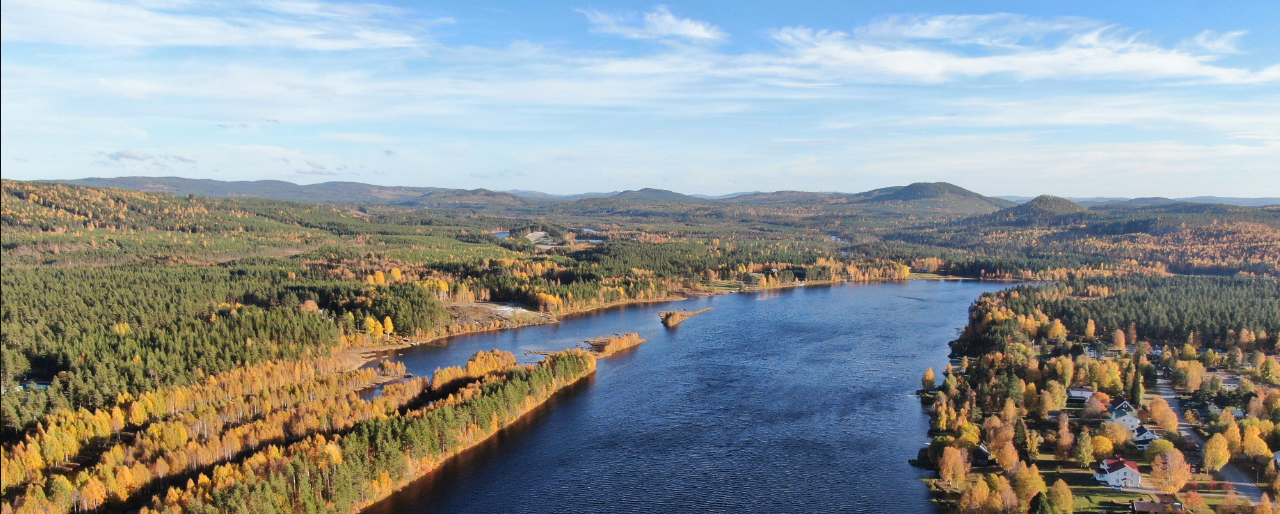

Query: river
left=362, top=280, right=1008, bottom=514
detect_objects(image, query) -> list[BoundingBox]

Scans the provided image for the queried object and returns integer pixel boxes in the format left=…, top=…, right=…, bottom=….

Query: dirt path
left=1155, top=377, right=1263, bottom=501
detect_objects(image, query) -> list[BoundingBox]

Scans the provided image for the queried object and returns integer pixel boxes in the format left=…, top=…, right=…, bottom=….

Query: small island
left=660, top=308, right=713, bottom=328
left=583, top=332, right=647, bottom=357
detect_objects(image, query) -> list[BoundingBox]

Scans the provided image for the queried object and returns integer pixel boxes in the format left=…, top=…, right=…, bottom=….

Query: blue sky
left=2, top=1, right=1278, bottom=197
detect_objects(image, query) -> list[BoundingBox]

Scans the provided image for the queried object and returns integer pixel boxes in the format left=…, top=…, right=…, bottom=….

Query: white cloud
left=1190, top=30, right=1248, bottom=54
left=579, top=6, right=726, bottom=42
left=853, top=13, right=1104, bottom=47
left=767, top=25, right=1280, bottom=84
left=0, top=0, right=418, bottom=49
left=107, top=149, right=152, bottom=160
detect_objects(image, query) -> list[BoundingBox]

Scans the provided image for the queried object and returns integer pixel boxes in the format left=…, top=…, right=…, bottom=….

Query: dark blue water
left=363, top=280, right=1006, bottom=514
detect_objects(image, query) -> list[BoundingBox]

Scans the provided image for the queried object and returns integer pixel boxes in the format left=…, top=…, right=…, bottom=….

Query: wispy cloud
left=578, top=6, right=726, bottom=42
left=0, top=0, right=419, bottom=49
left=767, top=20, right=1278, bottom=84
left=107, top=149, right=152, bottom=161
left=1189, top=29, right=1248, bottom=54
left=852, top=13, right=1104, bottom=46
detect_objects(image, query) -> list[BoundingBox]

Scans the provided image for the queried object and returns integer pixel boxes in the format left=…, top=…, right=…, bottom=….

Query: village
left=922, top=324, right=1280, bottom=514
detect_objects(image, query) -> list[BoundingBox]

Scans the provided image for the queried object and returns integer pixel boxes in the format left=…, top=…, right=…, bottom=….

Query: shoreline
left=337, top=275, right=973, bottom=372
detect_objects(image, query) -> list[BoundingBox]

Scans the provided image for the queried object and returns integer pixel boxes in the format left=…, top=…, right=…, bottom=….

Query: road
left=1155, top=377, right=1263, bottom=502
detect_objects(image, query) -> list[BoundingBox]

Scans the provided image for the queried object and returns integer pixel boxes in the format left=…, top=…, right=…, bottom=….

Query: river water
left=363, top=280, right=1008, bottom=514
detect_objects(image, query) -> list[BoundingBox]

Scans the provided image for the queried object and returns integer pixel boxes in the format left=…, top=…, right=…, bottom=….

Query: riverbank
left=339, top=275, right=932, bottom=373
left=350, top=351, right=602, bottom=513
left=335, top=277, right=931, bottom=373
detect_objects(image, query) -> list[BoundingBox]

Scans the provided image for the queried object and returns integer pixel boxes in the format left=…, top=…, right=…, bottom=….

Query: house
left=1112, top=399, right=1136, bottom=413
left=1068, top=385, right=1096, bottom=403
left=973, top=443, right=995, bottom=467
left=1133, top=425, right=1161, bottom=449
left=1131, top=501, right=1186, bottom=513
left=1112, top=410, right=1142, bottom=431
left=1096, top=457, right=1141, bottom=488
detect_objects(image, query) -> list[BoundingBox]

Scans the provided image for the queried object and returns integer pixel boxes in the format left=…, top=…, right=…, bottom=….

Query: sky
left=2, top=0, right=1279, bottom=197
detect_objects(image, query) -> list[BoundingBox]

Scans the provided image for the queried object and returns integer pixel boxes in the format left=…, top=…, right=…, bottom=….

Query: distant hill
left=63, top=176, right=450, bottom=204
left=725, top=190, right=868, bottom=205
left=689, top=191, right=758, bottom=200
left=505, top=190, right=616, bottom=201
left=613, top=188, right=705, bottom=202
left=1018, top=195, right=1088, bottom=215
left=397, top=188, right=534, bottom=209
left=965, top=195, right=1091, bottom=226
left=998, top=195, right=1279, bottom=208
left=852, top=182, right=1015, bottom=215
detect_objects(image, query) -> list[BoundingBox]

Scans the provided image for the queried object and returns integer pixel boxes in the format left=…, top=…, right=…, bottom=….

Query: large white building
left=1096, top=457, right=1141, bottom=488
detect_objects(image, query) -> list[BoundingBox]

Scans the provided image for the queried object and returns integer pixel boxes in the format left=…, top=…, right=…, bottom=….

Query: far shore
left=337, top=274, right=988, bottom=372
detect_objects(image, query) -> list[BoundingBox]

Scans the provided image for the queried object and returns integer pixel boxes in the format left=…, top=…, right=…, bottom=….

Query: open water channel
left=363, top=280, right=1009, bottom=513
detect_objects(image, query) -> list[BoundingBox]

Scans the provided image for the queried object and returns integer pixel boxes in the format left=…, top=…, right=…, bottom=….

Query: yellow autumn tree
left=1203, top=433, right=1230, bottom=472
left=1091, top=435, right=1113, bottom=461
left=937, top=446, right=969, bottom=491
left=1244, top=425, right=1273, bottom=460
left=922, top=368, right=936, bottom=390
left=1111, top=329, right=1126, bottom=350
left=1047, top=320, right=1068, bottom=340
left=364, top=317, right=384, bottom=339
left=1149, top=449, right=1192, bottom=493
left=1049, top=479, right=1074, bottom=514
left=957, top=478, right=989, bottom=514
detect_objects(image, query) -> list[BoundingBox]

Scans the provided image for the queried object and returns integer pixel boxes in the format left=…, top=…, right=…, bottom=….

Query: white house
left=1069, top=386, right=1096, bottom=402
left=1112, top=410, right=1142, bottom=432
left=1096, top=457, right=1141, bottom=488
left=1133, top=425, right=1161, bottom=449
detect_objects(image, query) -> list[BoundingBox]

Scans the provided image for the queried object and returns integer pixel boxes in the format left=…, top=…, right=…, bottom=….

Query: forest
left=3, top=177, right=1278, bottom=513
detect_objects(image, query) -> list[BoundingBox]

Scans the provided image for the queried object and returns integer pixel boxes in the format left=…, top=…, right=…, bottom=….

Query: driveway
left=1155, top=377, right=1263, bottom=502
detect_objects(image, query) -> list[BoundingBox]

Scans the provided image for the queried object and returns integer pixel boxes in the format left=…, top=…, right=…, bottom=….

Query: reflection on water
left=362, top=281, right=1007, bottom=514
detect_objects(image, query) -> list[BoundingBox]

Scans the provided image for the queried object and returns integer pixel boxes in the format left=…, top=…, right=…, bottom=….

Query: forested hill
left=63, top=177, right=1012, bottom=215
left=63, top=177, right=451, bottom=205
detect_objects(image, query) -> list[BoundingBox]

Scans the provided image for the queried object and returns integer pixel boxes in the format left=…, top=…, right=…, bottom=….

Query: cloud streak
left=107, top=149, right=152, bottom=161
left=0, top=0, right=419, bottom=49
left=767, top=19, right=1278, bottom=84
left=579, top=6, right=726, bottom=42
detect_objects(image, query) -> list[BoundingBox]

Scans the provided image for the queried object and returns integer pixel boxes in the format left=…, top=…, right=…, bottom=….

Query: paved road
left=1155, top=377, right=1263, bottom=501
